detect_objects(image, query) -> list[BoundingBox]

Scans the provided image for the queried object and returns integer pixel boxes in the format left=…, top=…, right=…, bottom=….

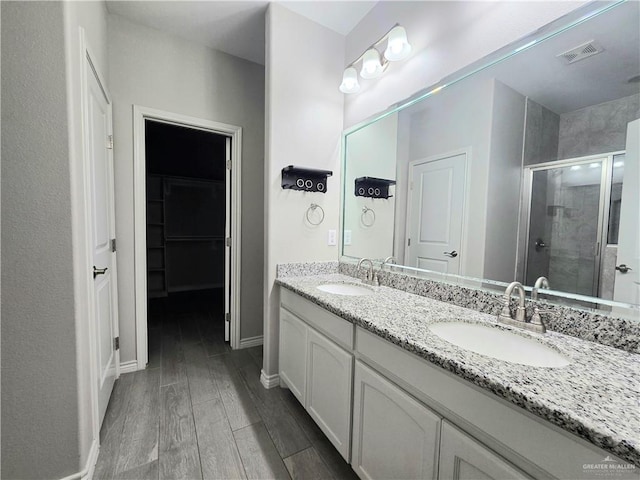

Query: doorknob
left=443, top=251, right=458, bottom=258
left=93, top=266, right=108, bottom=279
left=615, top=264, right=633, bottom=274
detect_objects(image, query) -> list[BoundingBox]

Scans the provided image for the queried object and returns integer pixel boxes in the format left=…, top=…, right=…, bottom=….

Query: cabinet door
left=439, top=421, right=530, bottom=480
left=306, top=328, right=353, bottom=461
left=279, top=308, right=307, bottom=404
left=352, top=361, right=441, bottom=480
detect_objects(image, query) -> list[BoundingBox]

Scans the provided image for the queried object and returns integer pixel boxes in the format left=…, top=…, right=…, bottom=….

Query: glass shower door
left=525, top=160, right=605, bottom=297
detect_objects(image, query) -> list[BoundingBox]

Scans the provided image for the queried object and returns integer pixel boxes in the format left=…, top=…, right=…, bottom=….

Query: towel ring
left=306, top=203, right=325, bottom=226
left=361, top=206, right=376, bottom=227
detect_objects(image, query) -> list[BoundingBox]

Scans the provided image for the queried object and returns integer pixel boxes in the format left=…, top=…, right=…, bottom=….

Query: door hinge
left=225, top=313, right=230, bottom=322
left=107, top=135, right=114, bottom=150
left=408, top=238, right=411, bottom=246
left=226, top=160, right=232, bottom=170
left=410, top=181, right=413, bottom=190
left=225, top=237, right=231, bottom=247
left=111, top=238, right=117, bottom=252
left=114, top=337, right=120, bottom=350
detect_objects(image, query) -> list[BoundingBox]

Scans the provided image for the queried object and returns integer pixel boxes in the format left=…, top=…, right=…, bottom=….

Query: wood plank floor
left=94, top=292, right=358, bottom=480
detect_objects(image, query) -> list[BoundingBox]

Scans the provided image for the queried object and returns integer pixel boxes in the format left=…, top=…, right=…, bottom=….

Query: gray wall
left=523, top=98, right=559, bottom=165
left=558, top=93, right=640, bottom=159
left=108, top=14, right=265, bottom=362
left=1, top=2, right=80, bottom=478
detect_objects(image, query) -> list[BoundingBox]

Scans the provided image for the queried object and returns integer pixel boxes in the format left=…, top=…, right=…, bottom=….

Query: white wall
left=108, top=14, right=265, bottom=363
left=1, top=1, right=109, bottom=476
left=343, top=113, right=398, bottom=260
left=343, top=1, right=584, bottom=128
left=264, top=4, right=345, bottom=379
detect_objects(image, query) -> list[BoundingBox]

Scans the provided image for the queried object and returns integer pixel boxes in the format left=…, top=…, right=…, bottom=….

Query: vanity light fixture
left=339, top=23, right=411, bottom=94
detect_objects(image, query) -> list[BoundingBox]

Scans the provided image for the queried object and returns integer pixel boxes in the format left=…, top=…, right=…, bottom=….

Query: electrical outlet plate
left=328, top=229, right=337, bottom=246
left=344, top=230, right=352, bottom=245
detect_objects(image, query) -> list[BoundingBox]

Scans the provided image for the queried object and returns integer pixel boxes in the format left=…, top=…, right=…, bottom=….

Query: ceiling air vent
left=557, top=41, right=604, bottom=65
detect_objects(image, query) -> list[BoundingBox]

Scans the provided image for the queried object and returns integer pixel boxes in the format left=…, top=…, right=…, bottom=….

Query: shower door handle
left=534, top=238, right=547, bottom=252
left=616, top=264, right=632, bottom=274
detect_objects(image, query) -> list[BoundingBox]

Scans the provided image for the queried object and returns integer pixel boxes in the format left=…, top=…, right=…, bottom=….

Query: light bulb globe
left=384, top=26, right=411, bottom=61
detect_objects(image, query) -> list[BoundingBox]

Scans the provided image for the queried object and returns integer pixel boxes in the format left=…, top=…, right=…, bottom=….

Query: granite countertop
left=276, top=273, right=640, bottom=467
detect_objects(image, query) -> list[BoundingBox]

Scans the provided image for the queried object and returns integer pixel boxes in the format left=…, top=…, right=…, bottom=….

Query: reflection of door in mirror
left=406, top=152, right=466, bottom=274
left=614, top=120, right=640, bottom=304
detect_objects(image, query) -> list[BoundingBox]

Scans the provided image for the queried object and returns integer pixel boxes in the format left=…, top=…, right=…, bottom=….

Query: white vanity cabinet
left=439, top=421, right=531, bottom=480
left=278, top=287, right=636, bottom=480
left=279, top=289, right=354, bottom=460
left=352, top=361, right=441, bottom=480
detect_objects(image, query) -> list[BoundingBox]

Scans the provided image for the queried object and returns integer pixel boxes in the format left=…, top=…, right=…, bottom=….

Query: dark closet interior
left=145, top=120, right=228, bottom=329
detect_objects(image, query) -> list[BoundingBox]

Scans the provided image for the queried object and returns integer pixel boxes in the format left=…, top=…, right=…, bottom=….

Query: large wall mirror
left=341, top=1, right=639, bottom=312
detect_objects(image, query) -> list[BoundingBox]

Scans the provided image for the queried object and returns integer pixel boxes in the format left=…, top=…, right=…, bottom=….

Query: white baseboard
left=239, top=335, right=263, bottom=349
left=120, top=360, right=139, bottom=374
left=260, top=369, right=280, bottom=389
left=59, top=438, right=99, bottom=480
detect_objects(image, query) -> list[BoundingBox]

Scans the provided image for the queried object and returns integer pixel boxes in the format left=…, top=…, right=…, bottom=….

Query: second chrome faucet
left=497, top=278, right=549, bottom=334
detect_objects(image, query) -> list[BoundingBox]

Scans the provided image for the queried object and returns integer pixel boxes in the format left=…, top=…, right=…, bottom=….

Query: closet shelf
left=166, top=235, right=224, bottom=241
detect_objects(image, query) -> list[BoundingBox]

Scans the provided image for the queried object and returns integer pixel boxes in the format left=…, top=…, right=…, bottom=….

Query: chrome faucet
left=498, top=281, right=526, bottom=324
left=531, top=276, right=549, bottom=300
left=357, top=258, right=377, bottom=286
left=381, top=256, right=397, bottom=270
left=497, top=281, right=546, bottom=333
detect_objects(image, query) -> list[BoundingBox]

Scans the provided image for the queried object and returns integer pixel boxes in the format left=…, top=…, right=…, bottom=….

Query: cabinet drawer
left=281, top=288, right=354, bottom=350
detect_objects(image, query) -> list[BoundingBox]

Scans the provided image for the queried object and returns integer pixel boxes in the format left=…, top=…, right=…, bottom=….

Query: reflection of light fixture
left=589, top=163, right=600, bottom=168
left=339, top=23, right=411, bottom=94
left=339, top=67, right=360, bottom=93
left=614, top=160, right=624, bottom=167
left=570, top=165, right=582, bottom=171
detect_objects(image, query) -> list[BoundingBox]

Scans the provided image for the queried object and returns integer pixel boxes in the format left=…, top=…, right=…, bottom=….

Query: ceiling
left=106, top=1, right=377, bottom=65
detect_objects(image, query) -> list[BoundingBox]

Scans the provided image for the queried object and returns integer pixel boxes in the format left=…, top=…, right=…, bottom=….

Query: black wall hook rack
left=355, top=176, right=396, bottom=199
left=282, top=165, right=333, bottom=193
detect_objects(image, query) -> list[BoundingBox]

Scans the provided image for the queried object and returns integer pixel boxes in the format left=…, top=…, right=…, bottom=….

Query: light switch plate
left=344, top=230, right=352, bottom=245
left=328, top=229, right=337, bottom=246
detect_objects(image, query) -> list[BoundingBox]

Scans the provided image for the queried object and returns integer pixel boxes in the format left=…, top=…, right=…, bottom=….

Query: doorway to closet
left=145, top=120, right=228, bottom=361
left=133, top=107, right=243, bottom=369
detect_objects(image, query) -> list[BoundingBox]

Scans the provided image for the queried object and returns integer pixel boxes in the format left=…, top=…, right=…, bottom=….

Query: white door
left=439, top=421, right=530, bottom=480
left=614, top=120, right=640, bottom=304
left=86, top=58, right=119, bottom=426
left=406, top=153, right=466, bottom=273
left=351, top=361, right=441, bottom=480
left=224, top=137, right=231, bottom=341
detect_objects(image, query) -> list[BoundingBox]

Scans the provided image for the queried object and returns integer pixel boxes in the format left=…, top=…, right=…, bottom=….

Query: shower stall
left=521, top=151, right=625, bottom=299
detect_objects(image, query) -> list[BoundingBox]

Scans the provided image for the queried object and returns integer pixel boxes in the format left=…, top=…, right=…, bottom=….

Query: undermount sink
left=316, top=283, right=375, bottom=296
left=428, top=322, right=570, bottom=368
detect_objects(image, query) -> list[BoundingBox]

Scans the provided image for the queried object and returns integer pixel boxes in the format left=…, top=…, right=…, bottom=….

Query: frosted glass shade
left=384, top=25, right=411, bottom=61
left=339, top=67, right=360, bottom=93
left=360, top=48, right=384, bottom=79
